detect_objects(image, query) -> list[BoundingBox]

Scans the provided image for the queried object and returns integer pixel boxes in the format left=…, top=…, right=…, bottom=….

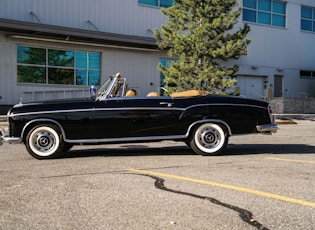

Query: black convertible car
left=0, top=73, right=278, bottom=159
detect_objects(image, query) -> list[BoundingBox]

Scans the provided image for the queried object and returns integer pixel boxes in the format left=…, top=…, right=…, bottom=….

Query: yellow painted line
left=127, top=168, right=315, bottom=208
left=265, top=157, right=315, bottom=164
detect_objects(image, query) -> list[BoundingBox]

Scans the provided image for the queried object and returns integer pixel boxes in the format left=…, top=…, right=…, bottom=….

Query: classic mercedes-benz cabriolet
left=0, top=73, right=278, bottom=159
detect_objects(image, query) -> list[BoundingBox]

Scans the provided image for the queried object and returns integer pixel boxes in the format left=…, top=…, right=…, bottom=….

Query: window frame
left=300, top=70, right=315, bottom=79
left=17, top=46, right=101, bottom=86
left=301, top=6, right=315, bottom=33
left=138, top=0, right=173, bottom=8
left=242, top=0, right=286, bottom=28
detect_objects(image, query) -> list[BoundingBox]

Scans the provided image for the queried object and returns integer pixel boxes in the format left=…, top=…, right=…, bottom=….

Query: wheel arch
left=21, top=119, right=66, bottom=142
left=186, top=119, right=232, bottom=137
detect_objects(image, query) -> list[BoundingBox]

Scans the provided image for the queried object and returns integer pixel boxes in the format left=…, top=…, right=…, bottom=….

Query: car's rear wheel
left=25, top=124, right=64, bottom=160
left=190, top=123, right=228, bottom=156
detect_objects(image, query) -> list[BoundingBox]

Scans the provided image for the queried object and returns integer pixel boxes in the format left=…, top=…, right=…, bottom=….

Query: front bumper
left=256, top=123, right=279, bottom=134
left=0, top=127, right=20, bottom=145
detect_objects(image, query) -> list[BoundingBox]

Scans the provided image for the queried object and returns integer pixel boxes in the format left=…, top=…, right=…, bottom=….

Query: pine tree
left=154, top=0, right=250, bottom=95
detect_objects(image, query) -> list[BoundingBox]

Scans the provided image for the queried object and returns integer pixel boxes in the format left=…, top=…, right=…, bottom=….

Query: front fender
left=21, top=119, right=67, bottom=142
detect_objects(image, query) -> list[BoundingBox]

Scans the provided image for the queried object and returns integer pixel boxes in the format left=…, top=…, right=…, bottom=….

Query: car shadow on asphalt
left=224, top=144, right=315, bottom=156
left=64, top=143, right=314, bottom=158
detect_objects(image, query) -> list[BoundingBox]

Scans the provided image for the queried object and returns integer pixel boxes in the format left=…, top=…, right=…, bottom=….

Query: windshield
left=96, top=76, right=113, bottom=96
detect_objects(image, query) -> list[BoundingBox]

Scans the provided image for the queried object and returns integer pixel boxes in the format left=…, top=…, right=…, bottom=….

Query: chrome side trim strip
left=9, top=102, right=268, bottom=117
left=65, top=135, right=187, bottom=144
left=185, top=103, right=268, bottom=111
left=64, top=119, right=232, bottom=144
left=9, top=107, right=184, bottom=117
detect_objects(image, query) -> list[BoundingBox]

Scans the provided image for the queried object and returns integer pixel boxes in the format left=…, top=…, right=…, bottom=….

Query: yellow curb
left=276, top=120, right=297, bottom=125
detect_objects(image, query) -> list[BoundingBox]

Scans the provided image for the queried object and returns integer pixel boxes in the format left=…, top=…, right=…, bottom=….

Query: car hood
left=8, top=97, right=95, bottom=116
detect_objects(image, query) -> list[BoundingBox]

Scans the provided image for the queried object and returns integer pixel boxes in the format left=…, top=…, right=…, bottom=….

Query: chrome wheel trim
left=29, top=126, right=60, bottom=157
left=194, top=123, right=225, bottom=153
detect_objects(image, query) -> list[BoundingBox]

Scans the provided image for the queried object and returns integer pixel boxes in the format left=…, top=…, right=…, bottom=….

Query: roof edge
left=0, top=18, right=158, bottom=49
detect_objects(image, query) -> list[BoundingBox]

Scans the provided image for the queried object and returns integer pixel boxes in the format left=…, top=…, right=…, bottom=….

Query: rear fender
left=186, top=119, right=232, bottom=137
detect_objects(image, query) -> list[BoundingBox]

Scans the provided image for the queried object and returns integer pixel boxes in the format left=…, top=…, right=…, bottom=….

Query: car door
left=93, top=96, right=179, bottom=139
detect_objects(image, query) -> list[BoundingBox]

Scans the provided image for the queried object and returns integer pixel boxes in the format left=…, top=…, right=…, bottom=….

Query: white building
left=0, top=0, right=314, bottom=109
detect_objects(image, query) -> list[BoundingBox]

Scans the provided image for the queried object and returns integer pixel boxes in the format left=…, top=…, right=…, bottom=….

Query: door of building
left=274, top=75, right=283, bottom=97
left=236, top=75, right=266, bottom=99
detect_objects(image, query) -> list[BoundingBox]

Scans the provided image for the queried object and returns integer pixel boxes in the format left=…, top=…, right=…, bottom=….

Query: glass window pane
left=313, top=9, right=315, bottom=20
left=76, top=52, right=88, bottom=68
left=258, top=0, right=271, bottom=12
left=301, top=19, right=312, bottom=31
left=272, top=15, right=285, bottom=27
left=17, top=66, right=46, bottom=83
left=17, top=46, right=45, bottom=65
left=88, top=70, right=101, bottom=86
left=48, top=68, right=74, bottom=85
left=243, top=0, right=256, bottom=9
left=88, top=53, right=100, bottom=69
left=258, top=12, right=271, bottom=24
left=301, top=7, right=312, bottom=19
left=138, top=0, right=158, bottom=6
left=243, top=9, right=256, bottom=22
left=76, top=69, right=88, bottom=85
left=160, top=0, right=173, bottom=8
left=48, top=49, right=74, bottom=67
left=313, top=21, right=315, bottom=32
left=272, top=1, right=285, bottom=14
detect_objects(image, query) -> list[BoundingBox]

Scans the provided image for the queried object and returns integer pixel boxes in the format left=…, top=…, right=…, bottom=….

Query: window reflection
left=242, top=0, right=286, bottom=27
left=17, top=46, right=101, bottom=86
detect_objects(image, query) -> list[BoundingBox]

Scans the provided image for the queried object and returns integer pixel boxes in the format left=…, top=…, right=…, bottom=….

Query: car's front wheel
left=25, top=124, right=64, bottom=160
left=190, top=123, right=228, bottom=156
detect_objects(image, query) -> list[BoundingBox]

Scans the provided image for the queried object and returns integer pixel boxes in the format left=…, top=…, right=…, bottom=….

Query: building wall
left=0, top=0, right=164, bottom=37
left=0, top=0, right=315, bottom=107
left=0, top=31, right=168, bottom=105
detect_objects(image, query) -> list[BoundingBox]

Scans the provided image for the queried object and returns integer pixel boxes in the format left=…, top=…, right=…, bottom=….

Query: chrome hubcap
left=33, top=132, right=55, bottom=152
left=199, top=128, right=220, bottom=148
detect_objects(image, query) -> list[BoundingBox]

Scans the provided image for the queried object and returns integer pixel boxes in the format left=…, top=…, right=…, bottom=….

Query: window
left=139, top=0, right=173, bottom=8
left=159, top=59, right=175, bottom=95
left=300, top=70, right=315, bottom=79
left=243, top=0, right=286, bottom=27
left=301, top=6, right=315, bottom=32
left=17, top=46, right=101, bottom=86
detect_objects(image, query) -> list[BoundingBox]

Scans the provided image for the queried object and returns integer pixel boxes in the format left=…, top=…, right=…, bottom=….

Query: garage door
left=236, top=75, right=266, bottom=99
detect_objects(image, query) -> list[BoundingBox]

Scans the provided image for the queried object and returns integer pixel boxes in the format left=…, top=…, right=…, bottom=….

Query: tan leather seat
left=171, top=90, right=208, bottom=98
left=146, top=92, right=159, bottom=97
left=126, top=89, right=137, bottom=97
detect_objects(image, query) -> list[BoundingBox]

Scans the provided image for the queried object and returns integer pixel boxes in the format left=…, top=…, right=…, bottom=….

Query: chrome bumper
left=0, top=128, right=20, bottom=145
left=256, top=123, right=279, bottom=134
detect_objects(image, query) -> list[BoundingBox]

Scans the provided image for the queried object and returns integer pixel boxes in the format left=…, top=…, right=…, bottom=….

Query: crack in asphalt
left=136, top=173, right=269, bottom=230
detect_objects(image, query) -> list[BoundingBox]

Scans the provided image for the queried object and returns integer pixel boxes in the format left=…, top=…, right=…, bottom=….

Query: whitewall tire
left=190, top=123, right=228, bottom=156
left=25, top=124, right=64, bottom=159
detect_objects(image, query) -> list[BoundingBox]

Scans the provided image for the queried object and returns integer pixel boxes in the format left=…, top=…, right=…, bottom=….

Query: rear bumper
left=0, top=128, right=20, bottom=145
left=256, top=123, right=279, bottom=134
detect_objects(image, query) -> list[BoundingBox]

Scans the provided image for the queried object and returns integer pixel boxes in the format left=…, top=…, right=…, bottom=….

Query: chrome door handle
left=160, top=102, right=173, bottom=107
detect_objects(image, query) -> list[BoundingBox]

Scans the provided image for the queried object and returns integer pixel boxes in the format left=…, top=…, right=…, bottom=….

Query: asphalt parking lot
left=0, top=118, right=314, bottom=229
